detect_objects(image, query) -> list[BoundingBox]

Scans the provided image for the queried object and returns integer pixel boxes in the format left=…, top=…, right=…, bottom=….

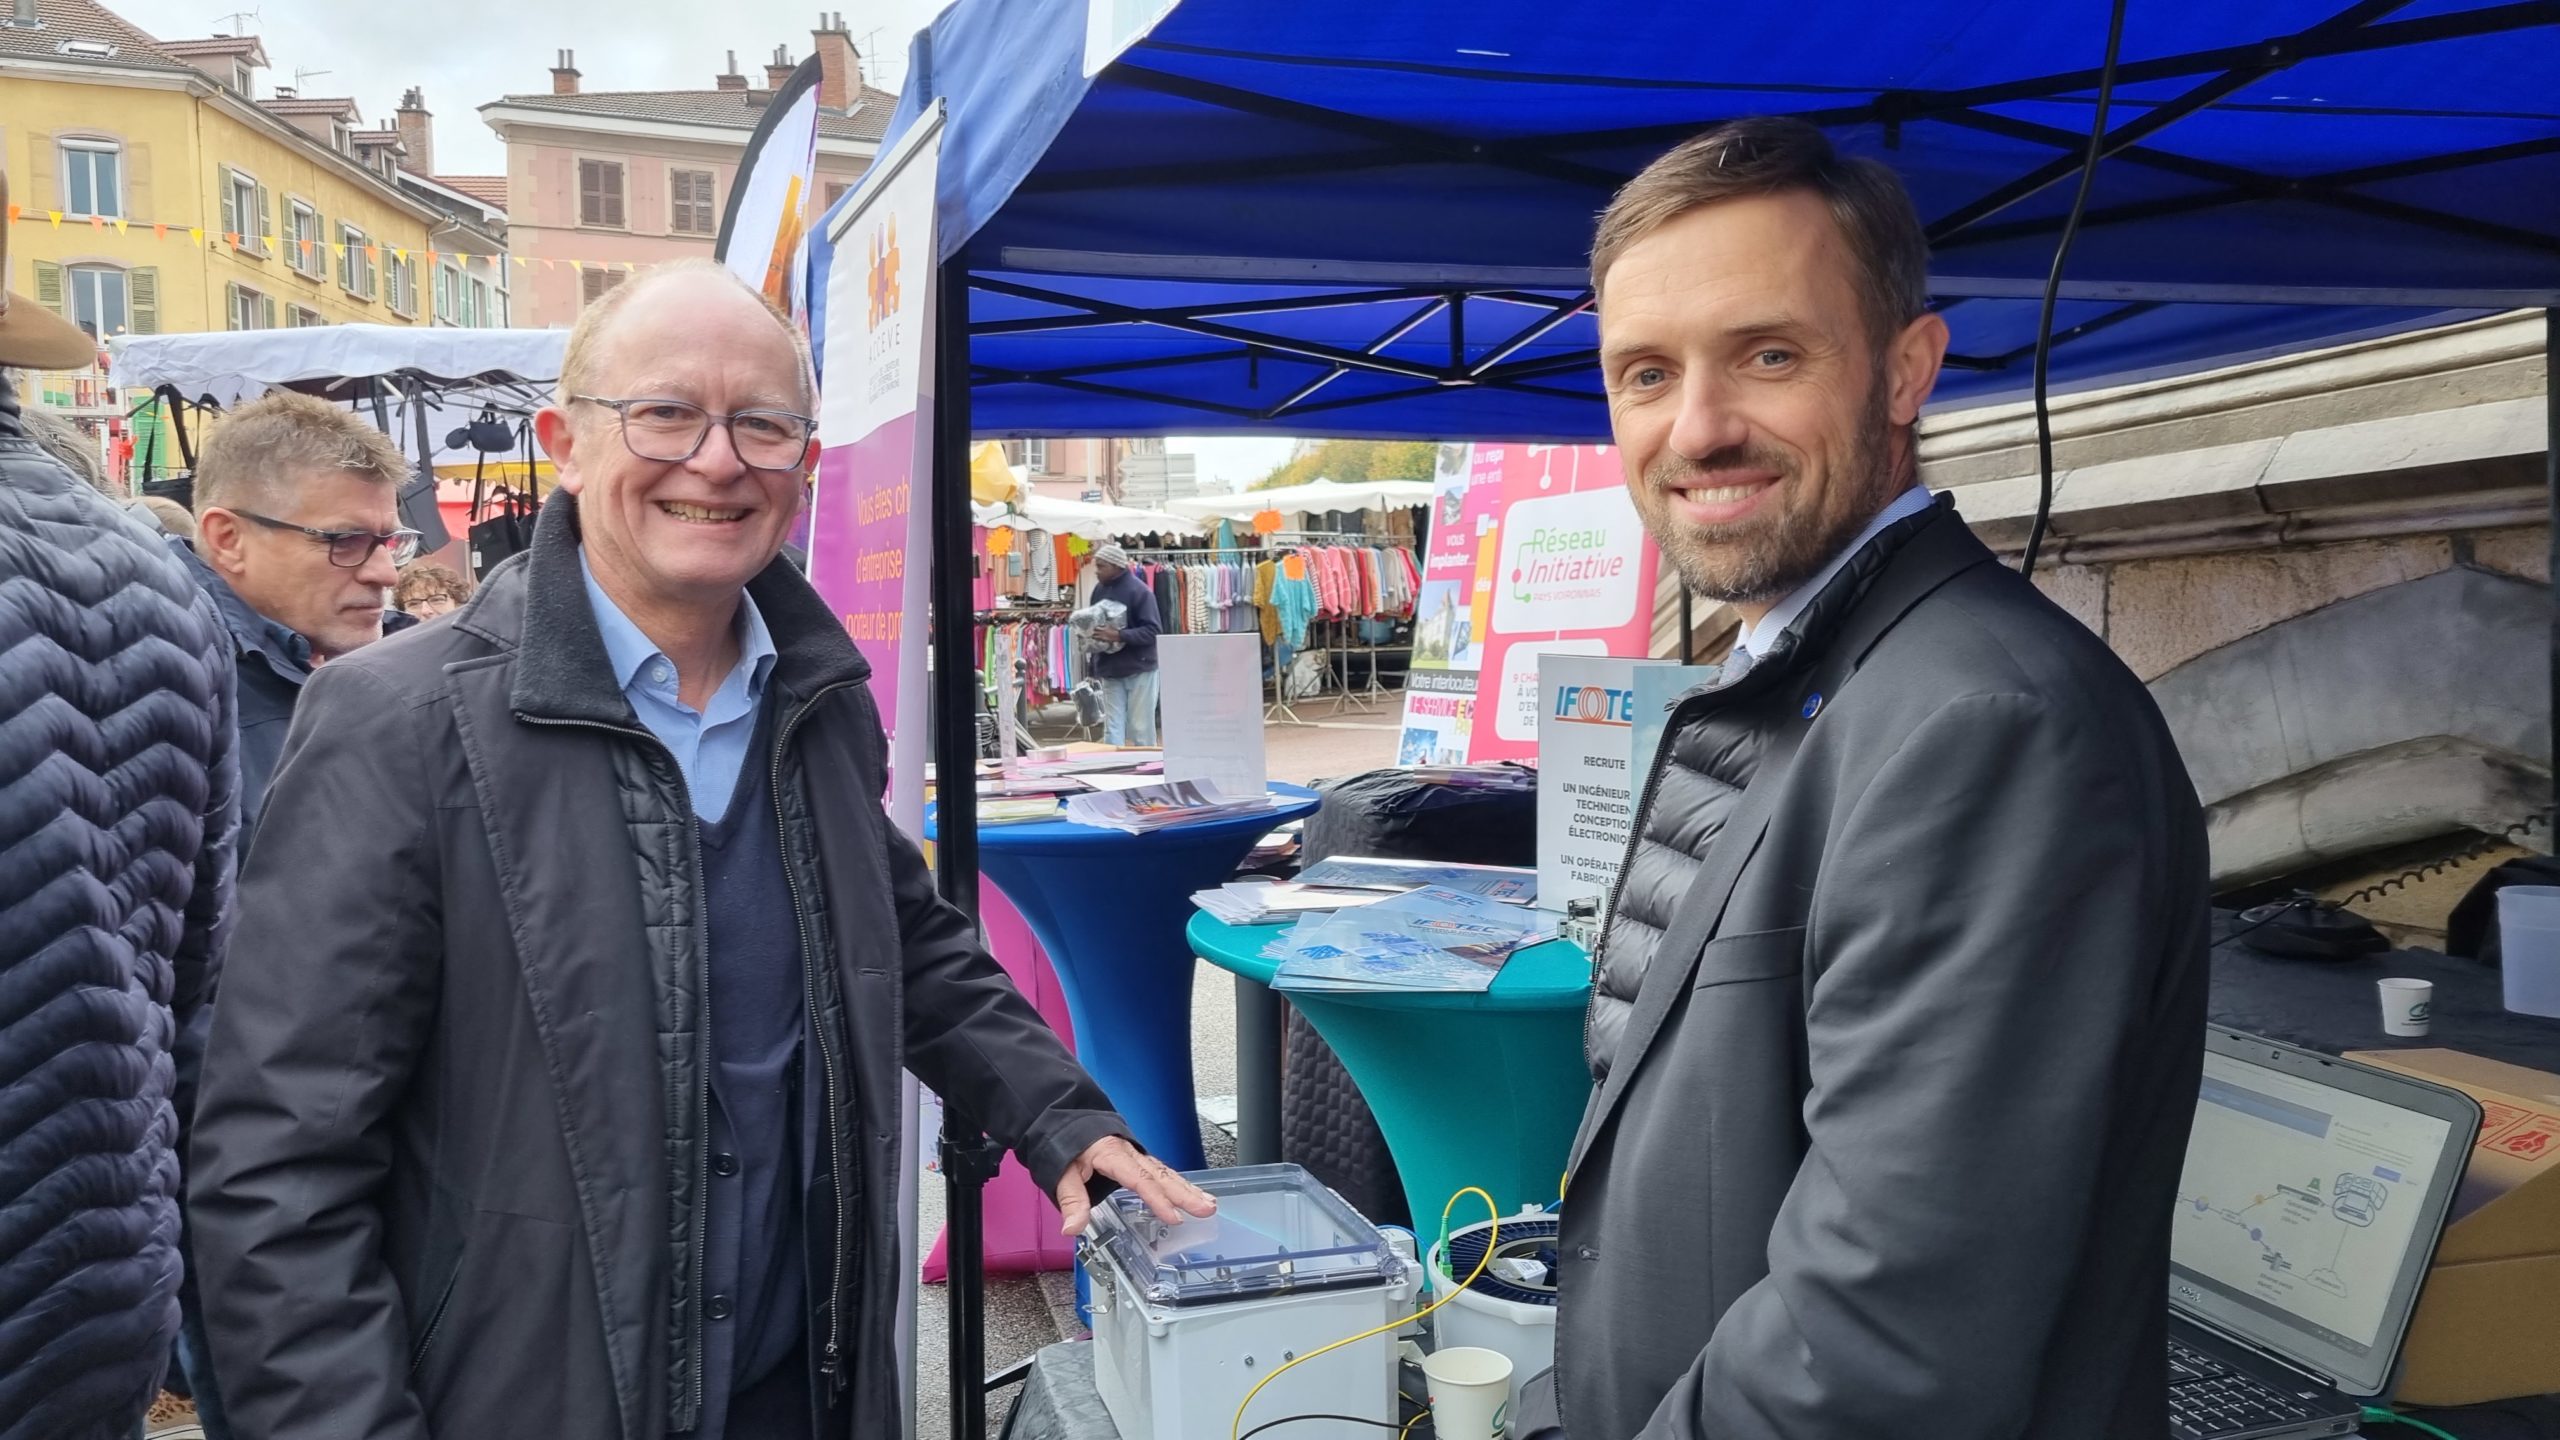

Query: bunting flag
left=3, top=209, right=655, bottom=279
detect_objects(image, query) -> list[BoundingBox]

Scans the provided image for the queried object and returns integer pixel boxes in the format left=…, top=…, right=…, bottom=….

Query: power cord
left=2019, top=0, right=2130, bottom=580
left=1237, top=1417, right=1409, bottom=1439
left=1230, top=1187, right=1500, bottom=1440
left=2221, top=811, right=2550, bottom=945
left=2360, top=1404, right=2464, bottom=1440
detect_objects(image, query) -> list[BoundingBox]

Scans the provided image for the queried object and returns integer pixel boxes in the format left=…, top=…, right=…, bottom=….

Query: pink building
left=476, top=16, right=892, bottom=329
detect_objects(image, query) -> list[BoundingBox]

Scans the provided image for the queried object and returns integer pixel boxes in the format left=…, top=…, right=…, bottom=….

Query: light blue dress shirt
left=581, top=555, right=779, bottom=823
left=1729, top=484, right=1936, bottom=664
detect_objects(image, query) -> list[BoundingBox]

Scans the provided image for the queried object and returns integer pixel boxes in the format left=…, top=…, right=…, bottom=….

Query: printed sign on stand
left=1537, top=655, right=1676, bottom=911
left=1161, top=632, right=1269, bottom=801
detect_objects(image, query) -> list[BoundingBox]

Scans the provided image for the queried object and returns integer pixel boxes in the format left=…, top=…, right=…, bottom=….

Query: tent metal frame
left=965, top=0, right=2560, bottom=425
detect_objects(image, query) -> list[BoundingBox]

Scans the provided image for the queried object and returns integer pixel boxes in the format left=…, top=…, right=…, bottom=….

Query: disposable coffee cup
left=1423, top=1345, right=1515, bottom=1440
left=2377, top=977, right=2433, bottom=1038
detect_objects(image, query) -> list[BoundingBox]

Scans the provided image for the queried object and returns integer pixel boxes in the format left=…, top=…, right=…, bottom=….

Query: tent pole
left=930, top=257, right=1000, bottom=1440
left=2547, top=308, right=2557, bottom=823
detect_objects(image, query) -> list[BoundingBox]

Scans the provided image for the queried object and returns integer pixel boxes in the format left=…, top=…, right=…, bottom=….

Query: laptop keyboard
left=2167, top=1337, right=2328, bottom=1438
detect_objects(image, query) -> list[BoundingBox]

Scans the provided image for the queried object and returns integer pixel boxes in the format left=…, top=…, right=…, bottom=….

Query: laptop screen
left=2169, top=1033, right=2477, bottom=1396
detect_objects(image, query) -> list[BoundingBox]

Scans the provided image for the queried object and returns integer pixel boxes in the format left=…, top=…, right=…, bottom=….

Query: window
left=385, top=253, right=418, bottom=317
left=227, top=282, right=274, bottom=331
left=471, top=276, right=495, bottom=328
left=60, top=139, right=122, bottom=220
left=824, top=181, right=850, bottom=208
left=288, top=305, right=326, bottom=328
left=287, top=201, right=324, bottom=277
left=670, top=168, right=717, bottom=235
left=65, top=264, right=127, bottom=338
left=1023, top=438, right=1048, bottom=472
left=231, top=60, right=252, bottom=93
left=221, top=169, right=268, bottom=255
left=435, top=263, right=457, bottom=323
left=338, top=223, right=375, bottom=297
left=330, top=121, right=351, bottom=154
left=578, top=158, right=625, bottom=228
left=581, top=266, right=626, bottom=307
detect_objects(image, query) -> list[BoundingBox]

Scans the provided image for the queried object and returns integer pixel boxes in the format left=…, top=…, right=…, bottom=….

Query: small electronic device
left=2164, top=1028, right=2482, bottom=1440
left=1085, top=1164, right=1412, bottom=1440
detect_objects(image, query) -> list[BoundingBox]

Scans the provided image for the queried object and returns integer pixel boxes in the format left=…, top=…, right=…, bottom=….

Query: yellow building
left=2, top=0, right=446, bottom=342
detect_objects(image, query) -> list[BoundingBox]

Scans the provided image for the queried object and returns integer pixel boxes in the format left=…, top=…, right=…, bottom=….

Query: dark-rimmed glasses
left=232, top=510, right=422, bottom=568
left=571, top=395, right=817, bottom=471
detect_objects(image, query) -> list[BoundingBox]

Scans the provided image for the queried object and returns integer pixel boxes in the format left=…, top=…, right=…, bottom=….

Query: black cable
left=1239, top=1416, right=1412, bottom=1440
left=2020, top=0, right=2130, bottom=580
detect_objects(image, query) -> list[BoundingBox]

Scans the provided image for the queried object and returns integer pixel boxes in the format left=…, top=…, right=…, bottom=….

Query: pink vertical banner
left=810, top=113, right=942, bottom=837
left=1464, top=444, right=1660, bottom=764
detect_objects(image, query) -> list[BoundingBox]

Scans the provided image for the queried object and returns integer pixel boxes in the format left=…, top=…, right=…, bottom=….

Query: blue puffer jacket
left=0, top=384, right=240, bottom=1440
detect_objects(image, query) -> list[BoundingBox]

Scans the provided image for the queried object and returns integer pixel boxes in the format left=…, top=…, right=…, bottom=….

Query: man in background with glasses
left=190, top=258, right=1203, bottom=1440
left=160, top=388, right=417, bottom=1440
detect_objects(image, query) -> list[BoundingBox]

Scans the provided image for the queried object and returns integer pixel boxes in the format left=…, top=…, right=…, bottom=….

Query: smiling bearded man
left=1543, top=119, right=2213, bottom=1440
left=189, top=259, right=1211, bottom=1440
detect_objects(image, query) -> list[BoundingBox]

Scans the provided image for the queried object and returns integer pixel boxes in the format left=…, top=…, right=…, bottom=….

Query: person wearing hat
left=1086, top=541, right=1164, bottom=745
left=0, top=167, right=243, bottom=1440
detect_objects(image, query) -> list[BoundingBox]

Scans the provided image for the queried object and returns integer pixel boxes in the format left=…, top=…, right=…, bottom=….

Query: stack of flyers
left=1062, top=779, right=1277, bottom=834
left=1290, top=857, right=1538, bottom=904
left=1192, top=882, right=1393, bottom=926
left=1267, top=886, right=1546, bottom=993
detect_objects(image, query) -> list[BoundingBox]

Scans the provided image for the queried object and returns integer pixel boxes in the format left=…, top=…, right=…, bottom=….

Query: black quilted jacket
left=0, top=385, right=240, bottom=1440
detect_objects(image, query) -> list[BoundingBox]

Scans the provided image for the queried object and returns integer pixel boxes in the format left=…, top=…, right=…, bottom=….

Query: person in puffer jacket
left=0, top=324, right=242, bottom=1437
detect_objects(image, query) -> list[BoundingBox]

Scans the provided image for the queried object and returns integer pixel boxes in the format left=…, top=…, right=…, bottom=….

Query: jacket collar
left=1718, top=492, right=1977, bottom=686
left=460, top=489, right=870, bottom=727
left=170, top=534, right=318, bottom=683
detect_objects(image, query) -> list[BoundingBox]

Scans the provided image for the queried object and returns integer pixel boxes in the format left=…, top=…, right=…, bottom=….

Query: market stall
left=108, top=326, right=566, bottom=569
left=808, top=1, right=2560, bottom=1432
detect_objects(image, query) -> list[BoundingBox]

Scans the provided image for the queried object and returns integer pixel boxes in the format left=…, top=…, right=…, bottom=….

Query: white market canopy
left=971, top=493, right=1202, bottom=540
left=110, top=325, right=567, bottom=407
left=1167, top=477, right=1433, bottom=522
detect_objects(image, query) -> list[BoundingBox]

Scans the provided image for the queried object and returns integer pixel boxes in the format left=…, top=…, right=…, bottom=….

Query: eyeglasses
left=571, top=395, right=817, bottom=472
left=232, top=510, right=422, bottom=568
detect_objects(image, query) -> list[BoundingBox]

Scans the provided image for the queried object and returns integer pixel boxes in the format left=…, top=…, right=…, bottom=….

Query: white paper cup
left=2377, top=977, right=2434, bottom=1037
left=1424, top=1345, right=1515, bottom=1440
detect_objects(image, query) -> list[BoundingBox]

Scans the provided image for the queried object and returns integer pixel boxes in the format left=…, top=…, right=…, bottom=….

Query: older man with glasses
left=189, top=258, right=1205, bottom=1440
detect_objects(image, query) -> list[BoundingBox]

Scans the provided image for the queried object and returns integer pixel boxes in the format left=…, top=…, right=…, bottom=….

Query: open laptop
left=2165, top=1027, right=2483, bottom=1440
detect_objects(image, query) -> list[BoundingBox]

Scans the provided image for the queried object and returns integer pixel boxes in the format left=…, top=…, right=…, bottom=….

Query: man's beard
left=1639, top=382, right=1898, bottom=609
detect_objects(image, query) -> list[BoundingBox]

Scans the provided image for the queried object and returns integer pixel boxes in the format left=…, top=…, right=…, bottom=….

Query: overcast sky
left=107, top=0, right=954, bottom=175
left=99, top=0, right=1316, bottom=476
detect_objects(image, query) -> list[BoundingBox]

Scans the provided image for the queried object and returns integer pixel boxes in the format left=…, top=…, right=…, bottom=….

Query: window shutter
left=220, top=173, right=238, bottom=238
left=225, top=282, right=240, bottom=330
left=261, top=293, right=277, bottom=330
left=605, top=165, right=624, bottom=228
left=255, top=184, right=272, bottom=255
left=33, top=260, right=65, bottom=315
left=130, top=267, right=159, bottom=334
left=125, top=142, right=150, bottom=222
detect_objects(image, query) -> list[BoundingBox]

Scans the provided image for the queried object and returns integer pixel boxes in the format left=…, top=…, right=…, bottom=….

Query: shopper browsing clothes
left=1546, top=118, right=2210, bottom=1440
left=1085, top=541, right=1164, bottom=745
left=187, top=259, right=1211, bottom=1440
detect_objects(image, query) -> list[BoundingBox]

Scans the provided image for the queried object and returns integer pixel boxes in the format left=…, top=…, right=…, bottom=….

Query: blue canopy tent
left=812, top=0, right=2560, bottom=439
left=801, top=3, right=2560, bottom=1430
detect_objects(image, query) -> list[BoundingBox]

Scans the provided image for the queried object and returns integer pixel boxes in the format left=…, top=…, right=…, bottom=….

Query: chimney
left=394, top=86, right=434, bottom=174
left=811, top=11, right=857, bottom=110
left=10, top=0, right=36, bottom=29
left=715, top=49, right=747, bottom=91
left=764, top=45, right=796, bottom=91
left=550, top=48, right=580, bottom=96
left=271, top=84, right=295, bottom=100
